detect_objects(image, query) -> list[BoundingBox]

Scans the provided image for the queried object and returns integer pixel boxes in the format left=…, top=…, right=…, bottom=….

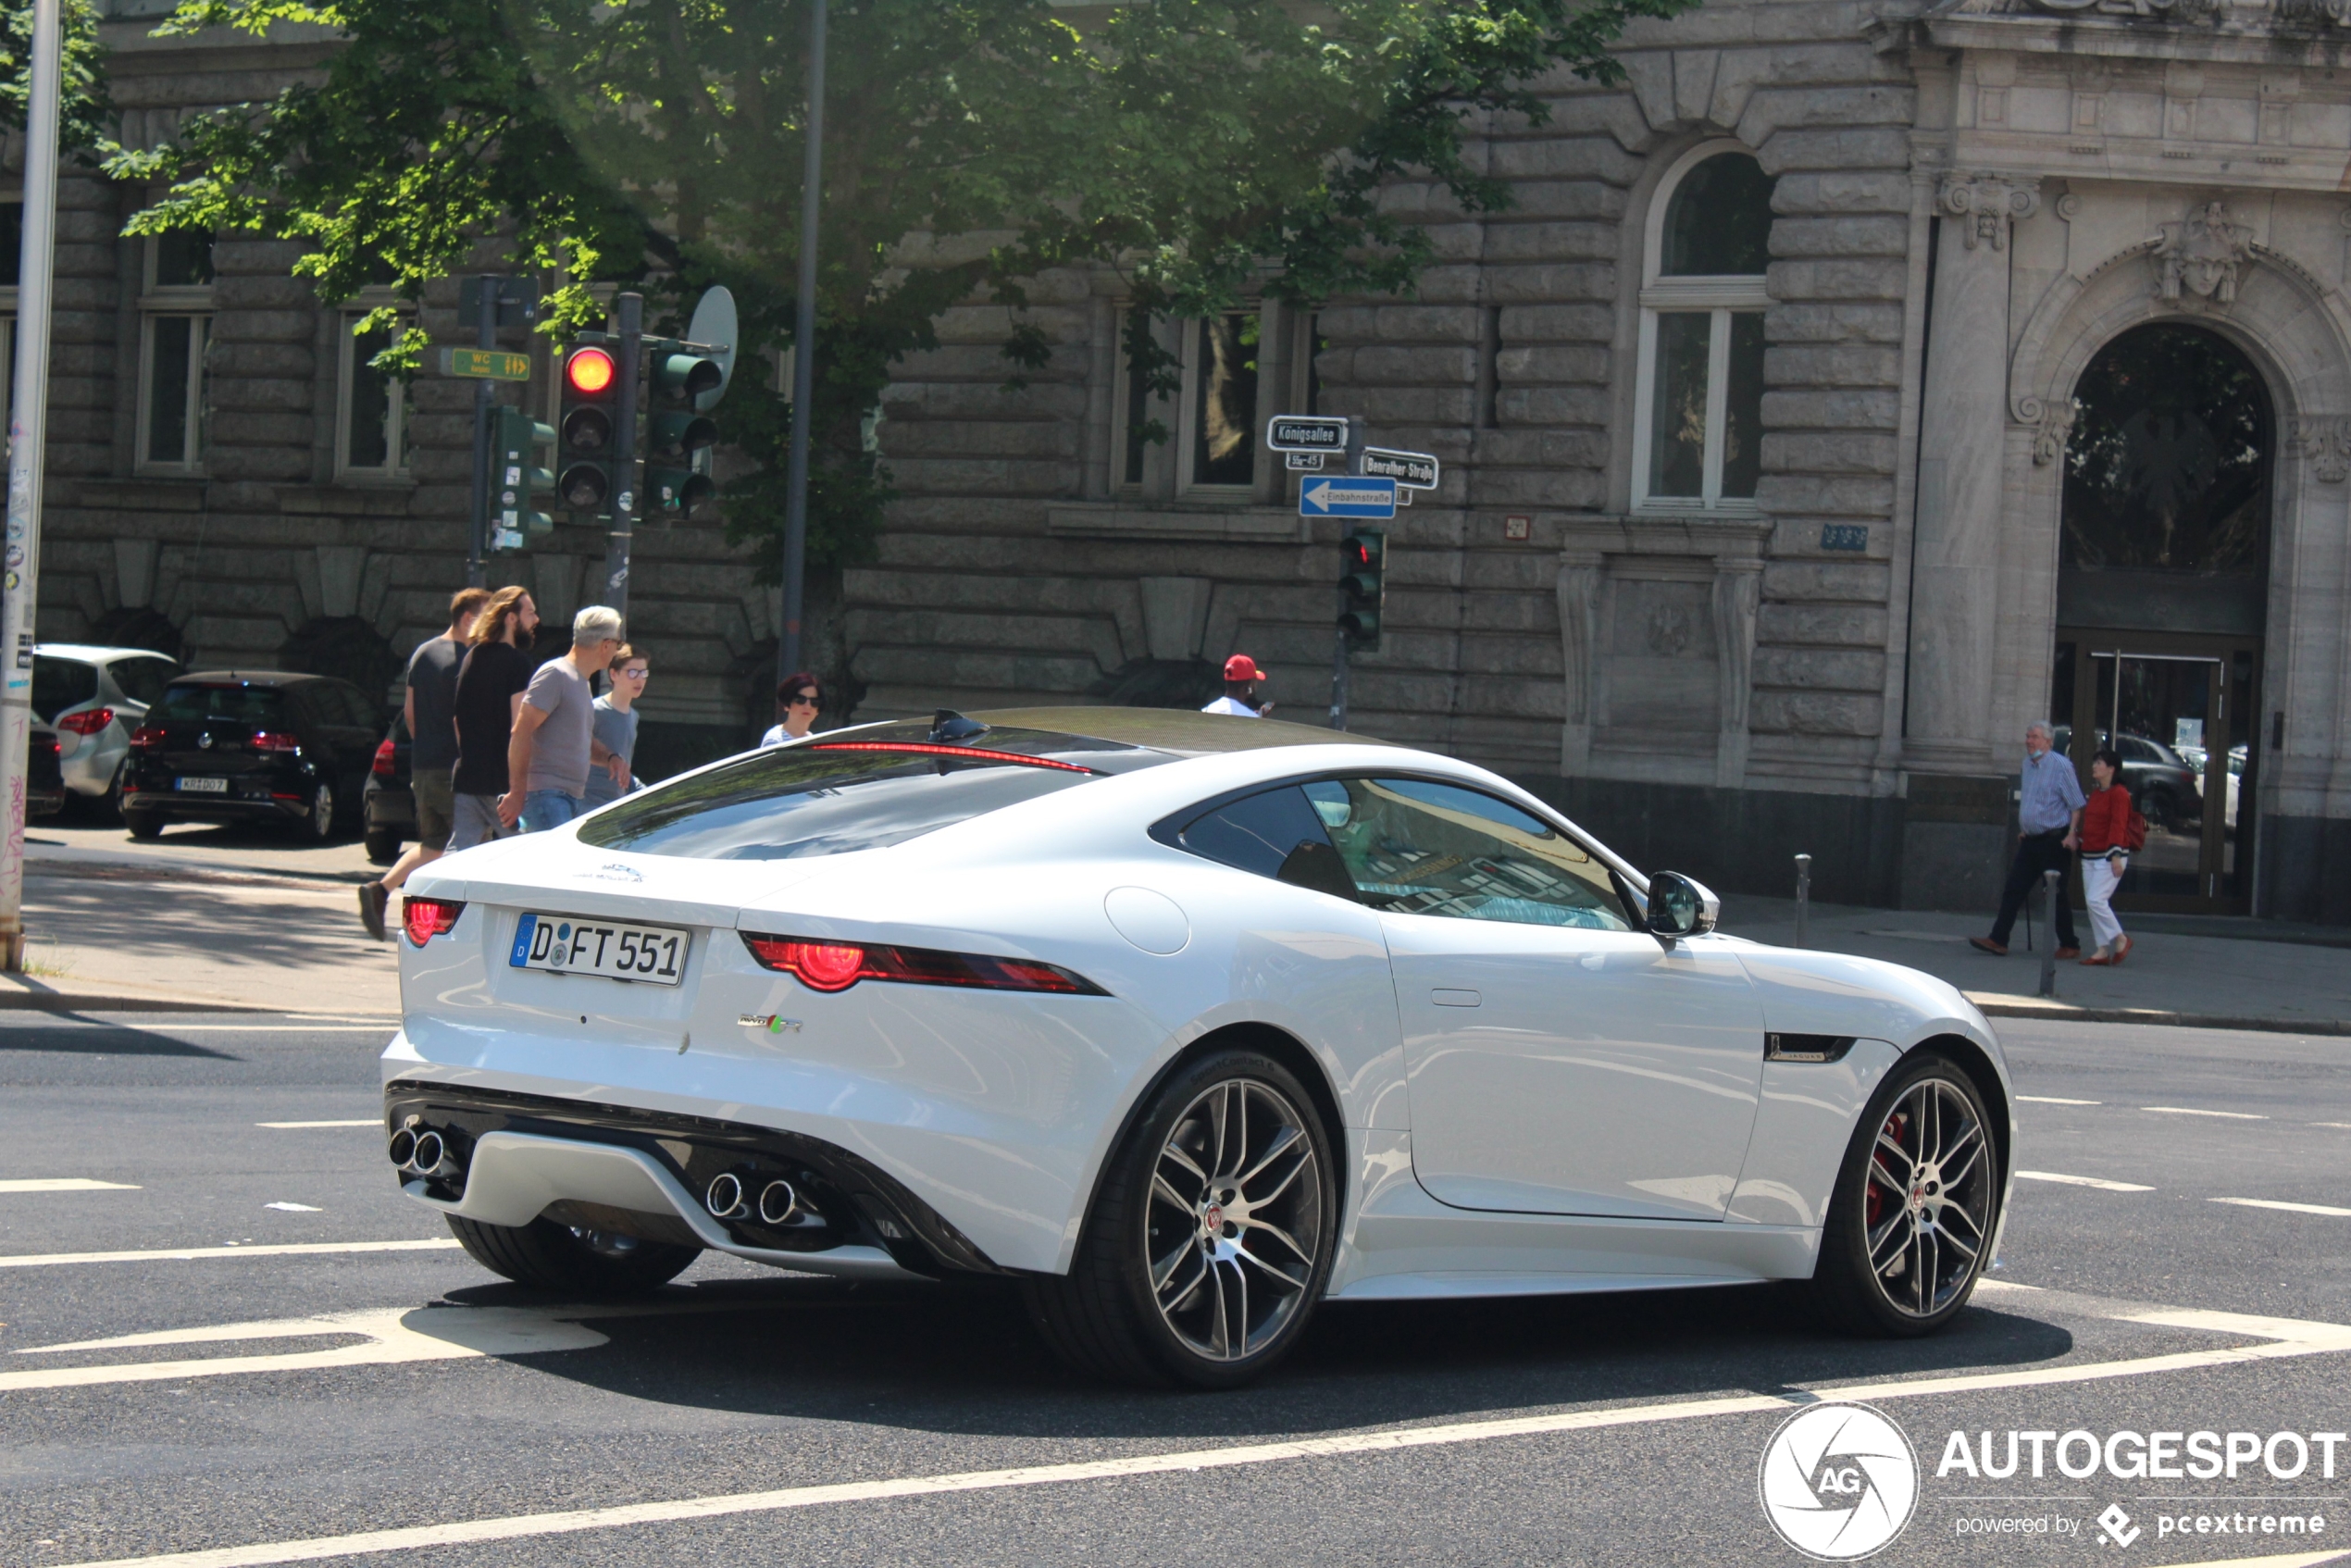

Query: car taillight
left=403, top=897, right=465, bottom=945
left=130, top=725, right=165, bottom=751
left=59, top=707, right=115, bottom=736
left=34, top=734, right=58, bottom=757
left=372, top=739, right=397, bottom=777
left=740, top=933, right=1106, bottom=995
left=250, top=730, right=302, bottom=753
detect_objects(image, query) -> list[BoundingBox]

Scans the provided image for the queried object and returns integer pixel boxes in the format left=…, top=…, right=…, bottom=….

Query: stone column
left=1557, top=547, right=1602, bottom=774
left=1905, top=171, right=2037, bottom=776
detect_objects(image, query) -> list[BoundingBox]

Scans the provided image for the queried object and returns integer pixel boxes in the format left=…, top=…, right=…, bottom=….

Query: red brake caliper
left=1866, top=1111, right=1909, bottom=1230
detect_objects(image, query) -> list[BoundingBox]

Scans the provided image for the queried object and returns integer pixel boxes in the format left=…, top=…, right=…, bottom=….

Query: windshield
left=577, top=724, right=1164, bottom=860
left=157, top=684, right=289, bottom=724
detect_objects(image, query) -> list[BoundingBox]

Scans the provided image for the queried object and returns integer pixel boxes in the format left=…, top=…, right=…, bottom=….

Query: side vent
left=1765, top=1033, right=1857, bottom=1064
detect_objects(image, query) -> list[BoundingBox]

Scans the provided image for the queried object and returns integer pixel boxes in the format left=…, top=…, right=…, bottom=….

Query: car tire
left=297, top=782, right=335, bottom=841
left=443, top=1213, right=699, bottom=1298
left=123, top=810, right=165, bottom=840
left=1023, top=1049, right=1337, bottom=1388
left=364, top=830, right=403, bottom=865
left=1811, top=1052, right=2002, bottom=1338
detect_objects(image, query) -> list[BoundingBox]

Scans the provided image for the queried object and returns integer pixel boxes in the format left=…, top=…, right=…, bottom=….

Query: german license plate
left=175, top=777, right=228, bottom=793
left=508, top=913, right=688, bottom=986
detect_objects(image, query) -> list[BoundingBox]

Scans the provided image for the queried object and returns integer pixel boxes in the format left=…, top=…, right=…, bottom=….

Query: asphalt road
left=1, top=1013, right=2346, bottom=1567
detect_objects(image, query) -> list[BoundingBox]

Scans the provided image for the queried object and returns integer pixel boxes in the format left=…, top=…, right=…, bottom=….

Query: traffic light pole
left=466, top=275, right=500, bottom=589
left=778, top=0, right=827, bottom=688
left=1327, top=417, right=1366, bottom=731
left=603, top=292, right=643, bottom=616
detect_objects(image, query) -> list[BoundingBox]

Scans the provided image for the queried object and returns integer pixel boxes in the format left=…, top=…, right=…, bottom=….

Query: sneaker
left=358, top=880, right=389, bottom=941
left=2110, top=935, right=2132, bottom=965
left=1968, top=937, right=2008, bottom=956
left=2055, top=946, right=2081, bottom=960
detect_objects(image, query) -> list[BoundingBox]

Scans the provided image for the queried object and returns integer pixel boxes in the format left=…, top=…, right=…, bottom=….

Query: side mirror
left=1645, top=872, right=1720, bottom=940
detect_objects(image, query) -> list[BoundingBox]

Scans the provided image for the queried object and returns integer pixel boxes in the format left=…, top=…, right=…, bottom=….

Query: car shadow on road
left=0, top=1018, right=234, bottom=1057
left=444, top=1274, right=2075, bottom=1443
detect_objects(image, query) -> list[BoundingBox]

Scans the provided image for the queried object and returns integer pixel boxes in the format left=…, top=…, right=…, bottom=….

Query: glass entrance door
left=2052, top=632, right=2258, bottom=913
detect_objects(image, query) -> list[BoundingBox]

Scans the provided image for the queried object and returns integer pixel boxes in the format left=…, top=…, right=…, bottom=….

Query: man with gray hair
left=500, top=604, right=630, bottom=834
left=1970, top=720, right=2084, bottom=959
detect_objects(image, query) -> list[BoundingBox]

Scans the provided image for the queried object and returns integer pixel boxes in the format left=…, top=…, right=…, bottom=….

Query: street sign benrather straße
left=1360, top=445, right=1439, bottom=491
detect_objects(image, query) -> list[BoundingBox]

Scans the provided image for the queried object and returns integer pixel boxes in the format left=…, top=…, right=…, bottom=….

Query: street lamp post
left=0, top=0, right=65, bottom=971
left=777, top=0, right=825, bottom=694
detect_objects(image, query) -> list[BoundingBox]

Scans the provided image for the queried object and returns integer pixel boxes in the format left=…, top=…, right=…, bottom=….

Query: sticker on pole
left=1299, top=477, right=1397, bottom=518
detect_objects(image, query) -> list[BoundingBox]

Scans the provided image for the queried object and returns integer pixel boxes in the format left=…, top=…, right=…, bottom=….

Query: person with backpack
left=2078, top=745, right=2139, bottom=965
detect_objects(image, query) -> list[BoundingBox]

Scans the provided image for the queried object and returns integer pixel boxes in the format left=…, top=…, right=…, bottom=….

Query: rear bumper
left=384, top=1079, right=1014, bottom=1282
left=122, top=791, right=308, bottom=823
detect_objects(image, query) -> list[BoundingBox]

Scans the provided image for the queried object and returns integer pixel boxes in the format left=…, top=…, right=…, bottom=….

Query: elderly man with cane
left=1970, top=720, right=2084, bottom=961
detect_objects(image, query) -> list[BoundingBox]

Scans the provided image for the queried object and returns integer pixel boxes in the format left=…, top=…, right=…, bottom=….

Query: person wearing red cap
left=1202, top=653, right=1273, bottom=717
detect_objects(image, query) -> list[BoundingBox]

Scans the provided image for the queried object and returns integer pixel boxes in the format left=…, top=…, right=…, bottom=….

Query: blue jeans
left=519, top=789, right=587, bottom=834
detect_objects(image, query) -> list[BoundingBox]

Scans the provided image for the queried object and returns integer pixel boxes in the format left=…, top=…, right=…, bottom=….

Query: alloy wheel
left=310, top=783, right=334, bottom=839
left=1862, top=1076, right=1992, bottom=1318
left=1144, top=1077, right=1324, bottom=1363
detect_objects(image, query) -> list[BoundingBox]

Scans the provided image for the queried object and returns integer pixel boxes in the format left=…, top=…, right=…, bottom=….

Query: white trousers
left=2083, top=855, right=2127, bottom=951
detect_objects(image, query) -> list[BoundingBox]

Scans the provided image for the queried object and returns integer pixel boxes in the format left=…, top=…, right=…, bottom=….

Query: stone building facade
left=18, top=0, right=2351, bottom=920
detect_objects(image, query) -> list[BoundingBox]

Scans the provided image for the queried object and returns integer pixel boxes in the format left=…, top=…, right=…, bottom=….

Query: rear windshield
left=157, top=684, right=289, bottom=724
left=577, top=724, right=1165, bottom=860
left=31, top=656, right=96, bottom=722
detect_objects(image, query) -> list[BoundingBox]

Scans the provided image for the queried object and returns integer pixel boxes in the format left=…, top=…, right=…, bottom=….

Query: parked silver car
left=31, top=643, right=183, bottom=807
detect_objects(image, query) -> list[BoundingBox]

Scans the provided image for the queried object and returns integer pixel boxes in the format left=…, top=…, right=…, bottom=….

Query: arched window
left=1632, top=143, right=1775, bottom=510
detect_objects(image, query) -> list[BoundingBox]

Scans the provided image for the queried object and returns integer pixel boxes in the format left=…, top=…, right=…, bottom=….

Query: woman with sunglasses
left=581, top=644, right=648, bottom=809
left=760, top=673, right=822, bottom=747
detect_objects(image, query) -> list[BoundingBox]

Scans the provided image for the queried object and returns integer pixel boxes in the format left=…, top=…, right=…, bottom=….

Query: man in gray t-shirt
left=357, top=587, right=489, bottom=940
left=504, top=605, right=627, bottom=834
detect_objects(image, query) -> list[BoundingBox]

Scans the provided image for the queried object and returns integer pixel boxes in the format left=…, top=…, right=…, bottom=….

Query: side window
left=330, top=681, right=376, bottom=728
left=31, top=656, right=98, bottom=722
left=109, top=657, right=177, bottom=707
left=1172, top=785, right=1358, bottom=901
left=1309, top=778, right=1634, bottom=930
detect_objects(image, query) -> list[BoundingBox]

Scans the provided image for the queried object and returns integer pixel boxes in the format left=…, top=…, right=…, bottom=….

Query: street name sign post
left=440, top=347, right=533, bottom=381
left=1360, top=446, right=1438, bottom=490
left=1299, top=476, right=1398, bottom=519
left=1265, top=415, right=1350, bottom=454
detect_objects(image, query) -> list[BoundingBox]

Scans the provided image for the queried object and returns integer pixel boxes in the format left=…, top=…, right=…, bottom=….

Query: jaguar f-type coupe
left=385, top=708, right=2012, bottom=1387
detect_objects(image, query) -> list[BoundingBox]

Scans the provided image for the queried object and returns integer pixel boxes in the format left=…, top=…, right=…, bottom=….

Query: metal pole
left=0, top=0, right=64, bottom=972
left=467, top=276, right=499, bottom=590
left=777, top=0, right=827, bottom=688
left=2038, top=869, right=2059, bottom=999
left=1793, top=852, right=1812, bottom=950
left=1328, top=625, right=1349, bottom=730
left=603, top=292, right=642, bottom=615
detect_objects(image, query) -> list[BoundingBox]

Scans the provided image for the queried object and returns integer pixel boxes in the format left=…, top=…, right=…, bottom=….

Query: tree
left=1, top=0, right=113, bottom=160
left=113, top=0, right=1693, bottom=581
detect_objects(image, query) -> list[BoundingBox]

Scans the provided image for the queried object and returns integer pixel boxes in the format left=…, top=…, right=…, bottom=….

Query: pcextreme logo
left=1760, top=1401, right=1922, bottom=1561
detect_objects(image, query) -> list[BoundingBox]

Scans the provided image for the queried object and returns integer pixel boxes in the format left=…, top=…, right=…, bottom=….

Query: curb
left=0, top=990, right=262, bottom=1014
left=1969, top=997, right=2351, bottom=1036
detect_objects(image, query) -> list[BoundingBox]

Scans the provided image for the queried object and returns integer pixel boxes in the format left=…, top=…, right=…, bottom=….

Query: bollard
left=2038, top=869, right=2059, bottom=999
left=1793, top=853, right=1812, bottom=950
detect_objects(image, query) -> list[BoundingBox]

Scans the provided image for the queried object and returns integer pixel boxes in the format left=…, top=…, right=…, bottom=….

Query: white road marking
left=2016, top=1095, right=2100, bottom=1105
left=2144, top=1106, right=2268, bottom=1120
left=0, top=1238, right=461, bottom=1269
left=2212, top=1197, right=2351, bottom=1218
left=262, top=1202, right=322, bottom=1213
left=2159, top=1552, right=2348, bottom=1568
left=255, top=1121, right=379, bottom=1129
left=0, top=1177, right=140, bottom=1193
left=37, top=1283, right=2351, bottom=1568
left=2016, top=1170, right=2155, bottom=1192
left=2315, top=1123, right=2351, bottom=1130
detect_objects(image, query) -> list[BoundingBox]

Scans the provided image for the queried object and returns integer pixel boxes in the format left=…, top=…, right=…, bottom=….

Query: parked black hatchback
left=121, top=672, right=383, bottom=840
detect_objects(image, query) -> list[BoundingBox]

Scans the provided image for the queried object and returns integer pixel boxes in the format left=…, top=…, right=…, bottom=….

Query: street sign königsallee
left=1300, top=476, right=1397, bottom=518
left=1266, top=415, right=1349, bottom=453
left=1361, top=446, right=1439, bottom=491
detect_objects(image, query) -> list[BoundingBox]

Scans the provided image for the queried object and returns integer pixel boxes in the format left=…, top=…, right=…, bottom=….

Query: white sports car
left=385, top=709, right=2012, bottom=1387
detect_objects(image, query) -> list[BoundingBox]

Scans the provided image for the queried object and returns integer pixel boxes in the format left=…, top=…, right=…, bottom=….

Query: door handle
left=1430, top=989, right=1481, bottom=1008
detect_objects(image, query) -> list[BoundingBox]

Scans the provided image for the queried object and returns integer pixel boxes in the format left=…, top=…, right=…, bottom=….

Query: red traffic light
left=1345, top=541, right=1372, bottom=566
left=565, top=345, right=616, bottom=396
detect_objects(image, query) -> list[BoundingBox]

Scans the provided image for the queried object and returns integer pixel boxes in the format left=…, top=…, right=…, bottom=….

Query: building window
left=1632, top=143, right=1774, bottom=511
left=1115, top=307, right=1263, bottom=495
left=137, top=231, right=215, bottom=474
left=337, top=312, right=407, bottom=477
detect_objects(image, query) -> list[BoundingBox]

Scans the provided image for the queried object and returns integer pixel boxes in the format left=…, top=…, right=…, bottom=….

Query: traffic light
left=1338, top=529, right=1385, bottom=650
left=557, top=341, right=619, bottom=516
left=645, top=349, right=722, bottom=518
left=490, top=405, right=556, bottom=554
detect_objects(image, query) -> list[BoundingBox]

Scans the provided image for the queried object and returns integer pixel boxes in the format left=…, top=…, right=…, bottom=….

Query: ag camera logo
left=1760, top=1402, right=1921, bottom=1560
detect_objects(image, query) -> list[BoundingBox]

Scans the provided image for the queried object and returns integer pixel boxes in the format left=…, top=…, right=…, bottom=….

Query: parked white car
left=32, top=643, right=182, bottom=806
left=385, top=709, right=2014, bottom=1386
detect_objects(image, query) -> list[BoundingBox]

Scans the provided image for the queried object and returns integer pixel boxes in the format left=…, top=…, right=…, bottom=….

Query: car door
left=315, top=680, right=379, bottom=798
left=1312, top=777, right=1766, bottom=1221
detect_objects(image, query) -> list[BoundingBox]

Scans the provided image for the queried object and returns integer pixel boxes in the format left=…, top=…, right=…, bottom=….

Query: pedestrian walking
left=357, top=586, right=490, bottom=939
left=1970, top=720, right=2084, bottom=960
left=760, top=672, right=822, bottom=747
left=580, top=643, right=648, bottom=812
left=446, top=585, right=540, bottom=853
left=499, top=606, right=628, bottom=834
left=2078, top=746, right=2138, bottom=966
left=1201, top=653, right=1274, bottom=717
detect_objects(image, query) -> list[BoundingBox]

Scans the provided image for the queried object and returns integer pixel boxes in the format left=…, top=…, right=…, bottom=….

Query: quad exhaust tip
left=388, top=1126, right=461, bottom=1182
left=757, top=1179, right=800, bottom=1227
left=705, top=1171, right=802, bottom=1227
left=704, top=1171, right=750, bottom=1221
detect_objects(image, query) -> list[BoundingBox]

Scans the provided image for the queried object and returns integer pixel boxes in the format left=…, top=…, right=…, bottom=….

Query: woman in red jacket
left=2080, top=746, right=2134, bottom=965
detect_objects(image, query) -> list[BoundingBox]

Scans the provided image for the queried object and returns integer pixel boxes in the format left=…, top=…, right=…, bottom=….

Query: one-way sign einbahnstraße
left=1300, top=476, right=1399, bottom=518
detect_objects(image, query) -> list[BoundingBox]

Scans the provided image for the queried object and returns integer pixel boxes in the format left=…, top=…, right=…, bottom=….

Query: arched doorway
left=2051, top=323, right=2269, bottom=914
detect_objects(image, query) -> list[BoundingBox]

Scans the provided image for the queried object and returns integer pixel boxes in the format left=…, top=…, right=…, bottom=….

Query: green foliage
left=0, top=0, right=113, bottom=158
left=111, top=0, right=1695, bottom=579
